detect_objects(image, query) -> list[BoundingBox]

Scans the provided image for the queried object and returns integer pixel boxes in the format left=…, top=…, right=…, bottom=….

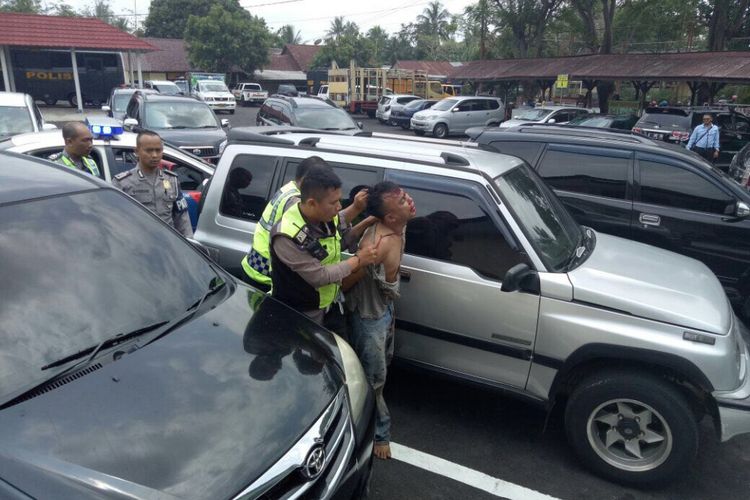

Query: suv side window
left=393, top=174, right=523, bottom=280
left=456, top=100, right=475, bottom=112
left=488, top=141, right=543, bottom=165
left=537, top=147, right=630, bottom=200
left=638, top=160, right=735, bottom=215
left=281, top=159, right=382, bottom=210
left=485, top=99, right=500, bottom=110
left=219, top=154, right=276, bottom=220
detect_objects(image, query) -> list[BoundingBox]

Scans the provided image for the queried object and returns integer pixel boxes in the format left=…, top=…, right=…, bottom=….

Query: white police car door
left=386, top=169, right=539, bottom=389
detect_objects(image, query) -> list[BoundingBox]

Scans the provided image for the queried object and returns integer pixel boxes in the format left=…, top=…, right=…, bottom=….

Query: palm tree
left=464, top=0, right=493, bottom=59
left=416, top=1, right=452, bottom=58
left=326, top=16, right=347, bottom=40
left=277, top=24, right=302, bottom=45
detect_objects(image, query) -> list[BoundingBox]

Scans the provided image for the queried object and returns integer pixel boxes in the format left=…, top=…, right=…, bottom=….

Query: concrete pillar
left=71, top=49, right=83, bottom=113
left=0, top=45, right=10, bottom=92
left=3, top=46, right=16, bottom=91
left=136, top=53, right=143, bottom=89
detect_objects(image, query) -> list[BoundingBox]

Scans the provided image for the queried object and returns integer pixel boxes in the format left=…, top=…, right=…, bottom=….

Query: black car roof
left=0, top=151, right=104, bottom=205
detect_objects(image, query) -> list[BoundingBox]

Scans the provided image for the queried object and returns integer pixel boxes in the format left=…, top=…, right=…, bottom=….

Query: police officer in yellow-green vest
left=240, top=159, right=314, bottom=292
left=53, top=122, right=101, bottom=177
left=270, top=158, right=378, bottom=325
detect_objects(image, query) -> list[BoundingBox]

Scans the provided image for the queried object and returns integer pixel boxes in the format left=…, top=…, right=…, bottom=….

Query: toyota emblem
left=192, top=148, right=202, bottom=155
left=301, top=445, right=326, bottom=480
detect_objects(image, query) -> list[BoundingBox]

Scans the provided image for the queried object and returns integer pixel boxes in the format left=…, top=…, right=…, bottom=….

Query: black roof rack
left=440, top=152, right=470, bottom=166
left=227, top=128, right=296, bottom=145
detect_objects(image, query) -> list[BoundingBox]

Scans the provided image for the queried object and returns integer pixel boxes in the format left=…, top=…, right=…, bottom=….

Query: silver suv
left=411, top=95, right=503, bottom=138
left=195, top=128, right=750, bottom=487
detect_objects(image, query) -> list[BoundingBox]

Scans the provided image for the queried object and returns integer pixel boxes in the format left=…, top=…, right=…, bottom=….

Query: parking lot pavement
left=369, top=365, right=750, bottom=500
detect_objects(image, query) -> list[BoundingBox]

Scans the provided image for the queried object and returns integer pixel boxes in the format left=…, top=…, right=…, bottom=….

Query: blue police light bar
left=85, top=117, right=123, bottom=139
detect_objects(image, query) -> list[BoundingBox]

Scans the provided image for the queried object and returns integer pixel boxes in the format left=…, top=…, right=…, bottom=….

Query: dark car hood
left=153, top=127, right=226, bottom=147
left=0, top=285, right=343, bottom=499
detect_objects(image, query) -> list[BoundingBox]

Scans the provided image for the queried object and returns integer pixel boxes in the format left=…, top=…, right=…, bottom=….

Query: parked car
left=390, top=99, right=438, bottom=130
left=0, top=151, right=375, bottom=499
left=173, top=79, right=188, bottom=94
left=0, top=91, right=55, bottom=139
left=500, top=106, right=591, bottom=129
left=0, top=127, right=213, bottom=230
left=102, top=87, right=158, bottom=121
left=143, top=80, right=183, bottom=96
left=277, top=83, right=300, bottom=97
left=231, top=82, right=268, bottom=106
left=568, top=113, right=639, bottom=130
left=192, top=79, right=236, bottom=114
left=375, top=94, right=420, bottom=124
left=729, top=142, right=750, bottom=191
left=257, top=95, right=362, bottom=133
left=123, top=91, right=229, bottom=163
left=195, top=127, right=750, bottom=487
left=467, top=124, right=750, bottom=320
left=632, top=107, right=750, bottom=168
left=410, top=96, right=504, bottom=138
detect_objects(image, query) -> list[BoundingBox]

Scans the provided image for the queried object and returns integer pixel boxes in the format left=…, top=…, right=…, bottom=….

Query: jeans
left=349, top=303, right=394, bottom=444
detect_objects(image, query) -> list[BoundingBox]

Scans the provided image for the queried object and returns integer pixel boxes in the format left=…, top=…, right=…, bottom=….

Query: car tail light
left=187, top=190, right=202, bottom=204
left=632, top=127, right=642, bottom=134
left=670, top=130, right=689, bottom=142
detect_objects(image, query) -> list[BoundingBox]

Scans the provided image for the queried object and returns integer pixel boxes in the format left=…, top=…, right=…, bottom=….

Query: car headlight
left=218, top=139, right=228, bottom=155
left=333, top=334, right=368, bottom=424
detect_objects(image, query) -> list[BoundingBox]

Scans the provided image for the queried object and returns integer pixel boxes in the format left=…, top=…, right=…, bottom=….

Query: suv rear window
left=637, top=113, right=690, bottom=129
left=538, top=149, right=630, bottom=200
left=219, top=154, right=276, bottom=220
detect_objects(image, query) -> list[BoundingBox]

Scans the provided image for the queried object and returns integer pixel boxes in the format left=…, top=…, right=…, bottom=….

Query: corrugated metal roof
left=139, top=37, right=191, bottom=72
left=393, top=60, right=463, bottom=79
left=0, top=13, right=156, bottom=51
left=450, top=52, right=750, bottom=83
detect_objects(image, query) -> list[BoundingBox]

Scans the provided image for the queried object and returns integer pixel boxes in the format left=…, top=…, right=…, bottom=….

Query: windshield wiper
left=40, top=320, right=170, bottom=372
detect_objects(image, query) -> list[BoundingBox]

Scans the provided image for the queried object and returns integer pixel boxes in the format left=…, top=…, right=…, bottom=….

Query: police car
left=0, top=119, right=214, bottom=229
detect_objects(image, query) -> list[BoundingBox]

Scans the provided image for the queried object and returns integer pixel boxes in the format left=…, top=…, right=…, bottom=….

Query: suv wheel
left=433, top=123, right=448, bottom=139
left=564, top=370, right=698, bottom=486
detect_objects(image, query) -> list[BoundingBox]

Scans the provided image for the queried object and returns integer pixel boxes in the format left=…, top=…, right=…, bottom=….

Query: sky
left=65, top=0, right=477, bottom=42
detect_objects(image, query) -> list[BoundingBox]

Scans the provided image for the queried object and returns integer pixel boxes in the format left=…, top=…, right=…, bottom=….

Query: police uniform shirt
left=112, top=164, right=193, bottom=238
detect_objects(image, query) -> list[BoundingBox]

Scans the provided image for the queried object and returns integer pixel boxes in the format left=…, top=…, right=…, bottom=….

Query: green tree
left=276, top=24, right=302, bottom=45
left=702, top=0, right=750, bottom=51
left=463, top=0, right=496, bottom=59
left=144, top=0, right=245, bottom=39
left=83, top=0, right=130, bottom=31
left=51, top=3, right=79, bottom=16
left=416, top=1, right=454, bottom=59
left=312, top=24, right=372, bottom=68
left=0, top=0, right=44, bottom=13
left=184, top=4, right=271, bottom=74
left=613, top=0, right=702, bottom=52
left=492, top=0, right=562, bottom=57
left=326, top=16, right=347, bottom=40
left=366, top=26, right=390, bottom=65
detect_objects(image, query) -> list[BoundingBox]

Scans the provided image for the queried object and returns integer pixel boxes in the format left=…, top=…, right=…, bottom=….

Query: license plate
left=647, top=132, right=663, bottom=139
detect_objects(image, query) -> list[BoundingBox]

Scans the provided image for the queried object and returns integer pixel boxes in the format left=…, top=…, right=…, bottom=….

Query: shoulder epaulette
left=114, top=171, right=132, bottom=181
left=162, top=169, right=178, bottom=177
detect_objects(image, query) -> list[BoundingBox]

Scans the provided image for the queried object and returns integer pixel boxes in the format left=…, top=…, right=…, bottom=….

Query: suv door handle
left=399, top=269, right=411, bottom=282
left=639, top=213, right=661, bottom=226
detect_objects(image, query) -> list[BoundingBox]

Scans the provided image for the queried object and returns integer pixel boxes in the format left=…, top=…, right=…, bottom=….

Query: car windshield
left=0, top=189, right=219, bottom=401
left=569, top=116, right=612, bottom=127
left=638, top=113, right=690, bottom=129
left=144, top=101, right=218, bottom=129
left=431, top=99, right=458, bottom=111
left=494, top=164, right=582, bottom=272
left=155, top=83, right=181, bottom=95
left=515, top=108, right=552, bottom=121
left=113, top=93, right=133, bottom=112
left=200, top=82, right=228, bottom=92
left=295, top=107, right=358, bottom=130
left=246, top=84, right=261, bottom=91
left=0, top=106, right=34, bottom=137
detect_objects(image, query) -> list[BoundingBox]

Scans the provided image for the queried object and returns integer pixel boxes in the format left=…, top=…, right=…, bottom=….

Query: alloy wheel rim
left=586, top=398, right=673, bottom=472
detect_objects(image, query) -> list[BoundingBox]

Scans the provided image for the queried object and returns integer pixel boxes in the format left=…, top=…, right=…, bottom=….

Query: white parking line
left=390, top=442, right=562, bottom=500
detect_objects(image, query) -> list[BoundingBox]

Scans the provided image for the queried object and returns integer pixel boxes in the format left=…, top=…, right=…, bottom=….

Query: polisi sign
left=25, top=71, right=73, bottom=80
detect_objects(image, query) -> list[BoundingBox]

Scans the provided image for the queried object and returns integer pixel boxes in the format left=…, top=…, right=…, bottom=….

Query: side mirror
left=123, top=118, right=138, bottom=130
left=357, top=121, right=363, bottom=129
left=501, top=263, right=539, bottom=293
left=724, top=200, right=750, bottom=222
left=42, top=123, right=57, bottom=131
left=221, top=119, right=230, bottom=128
left=101, top=105, right=111, bottom=112
left=547, top=118, right=556, bottom=124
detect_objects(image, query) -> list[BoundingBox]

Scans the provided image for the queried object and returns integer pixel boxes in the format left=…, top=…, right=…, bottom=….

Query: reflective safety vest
left=57, top=153, right=100, bottom=177
left=241, top=180, right=300, bottom=287
left=270, top=203, right=342, bottom=312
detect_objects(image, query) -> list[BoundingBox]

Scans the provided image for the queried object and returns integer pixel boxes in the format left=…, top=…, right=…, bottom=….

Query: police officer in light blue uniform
left=53, top=122, right=101, bottom=177
left=112, top=130, right=193, bottom=237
